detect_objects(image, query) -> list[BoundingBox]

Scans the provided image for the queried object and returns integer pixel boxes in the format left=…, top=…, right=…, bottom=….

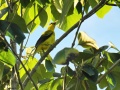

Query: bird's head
left=48, top=21, right=58, bottom=31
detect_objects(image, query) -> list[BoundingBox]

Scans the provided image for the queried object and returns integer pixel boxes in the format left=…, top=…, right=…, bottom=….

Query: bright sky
left=26, top=6, right=120, bottom=90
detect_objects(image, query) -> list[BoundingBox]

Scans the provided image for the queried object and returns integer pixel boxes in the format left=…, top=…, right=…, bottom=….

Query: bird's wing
left=35, top=30, right=53, bottom=48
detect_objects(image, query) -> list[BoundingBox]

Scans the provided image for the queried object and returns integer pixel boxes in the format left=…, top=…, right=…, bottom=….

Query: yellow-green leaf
left=78, top=31, right=99, bottom=50
left=96, top=5, right=112, bottom=18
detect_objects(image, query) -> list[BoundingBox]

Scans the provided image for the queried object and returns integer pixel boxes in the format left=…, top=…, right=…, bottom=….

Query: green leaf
left=45, top=60, right=54, bottom=72
left=86, top=80, right=97, bottom=90
left=38, top=5, right=48, bottom=27
left=6, top=13, right=28, bottom=33
left=51, top=5, right=61, bottom=21
left=104, top=52, right=120, bottom=64
left=111, top=72, right=120, bottom=90
left=53, top=0, right=62, bottom=13
left=0, top=20, right=26, bottom=44
left=88, top=0, right=98, bottom=8
left=53, top=47, right=79, bottom=65
left=39, top=78, right=52, bottom=84
left=98, top=74, right=108, bottom=89
left=97, top=45, right=108, bottom=53
left=75, top=52, right=94, bottom=63
left=36, top=64, right=53, bottom=79
left=59, top=12, right=82, bottom=31
left=82, top=64, right=98, bottom=82
left=50, top=78, right=63, bottom=90
left=0, top=7, right=9, bottom=18
left=84, top=1, right=90, bottom=13
left=67, top=66, right=76, bottom=76
left=109, top=42, right=120, bottom=52
left=0, top=62, right=4, bottom=80
left=96, top=5, right=112, bottom=18
left=20, top=0, right=30, bottom=7
left=58, top=0, right=74, bottom=27
left=106, top=73, right=116, bottom=89
left=38, top=81, right=51, bottom=90
left=0, top=50, right=16, bottom=66
left=66, top=76, right=85, bottom=90
left=23, top=2, right=40, bottom=32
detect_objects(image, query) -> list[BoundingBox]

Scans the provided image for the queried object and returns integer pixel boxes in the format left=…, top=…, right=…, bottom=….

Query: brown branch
left=15, top=64, right=24, bottom=90
left=71, top=9, right=84, bottom=48
left=23, top=0, right=107, bottom=87
left=97, top=59, right=120, bottom=83
left=1, top=35, right=38, bottom=90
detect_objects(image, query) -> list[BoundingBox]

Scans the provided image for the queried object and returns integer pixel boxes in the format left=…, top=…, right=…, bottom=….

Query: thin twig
left=23, top=0, right=107, bottom=87
left=15, top=64, right=24, bottom=90
left=71, top=8, right=85, bottom=48
left=27, top=5, right=46, bottom=27
left=1, top=35, right=38, bottom=90
left=97, top=59, right=120, bottom=83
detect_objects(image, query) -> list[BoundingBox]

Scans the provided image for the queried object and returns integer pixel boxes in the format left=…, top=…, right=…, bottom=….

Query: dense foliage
left=0, top=0, right=120, bottom=90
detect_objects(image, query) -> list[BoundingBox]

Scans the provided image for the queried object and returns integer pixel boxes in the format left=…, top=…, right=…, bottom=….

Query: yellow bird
left=33, top=22, right=56, bottom=57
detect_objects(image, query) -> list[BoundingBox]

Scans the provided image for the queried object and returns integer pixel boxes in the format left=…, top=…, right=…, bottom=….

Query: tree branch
left=23, top=0, right=107, bottom=87
left=1, top=35, right=38, bottom=90
left=97, top=59, right=120, bottom=83
left=15, top=64, right=24, bottom=90
left=71, top=9, right=84, bottom=48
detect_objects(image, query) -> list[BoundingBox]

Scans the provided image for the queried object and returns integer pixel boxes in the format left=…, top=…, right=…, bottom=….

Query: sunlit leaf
left=25, top=46, right=34, bottom=56
left=96, top=5, right=112, bottom=18
left=51, top=5, right=61, bottom=21
left=53, top=0, right=62, bottom=13
left=23, top=2, right=40, bottom=32
left=58, top=0, right=74, bottom=27
left=50, top=78, right=63, bottom=90
left=53, top=48, right=79, bottom=65
left=38, top=81, right=51, bottom=90
left=109, top=42, right=119, bottom=51
left=0, top=50, right=16, bottom=66
left=38, top=5, right=48, bottom=27
left=78, top=31, right=99, bottom=50
left=59, top=12, right=82, bottom=31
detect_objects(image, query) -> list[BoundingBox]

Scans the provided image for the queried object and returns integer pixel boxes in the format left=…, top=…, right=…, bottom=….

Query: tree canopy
left=0, top=0, right=120, bottom=90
